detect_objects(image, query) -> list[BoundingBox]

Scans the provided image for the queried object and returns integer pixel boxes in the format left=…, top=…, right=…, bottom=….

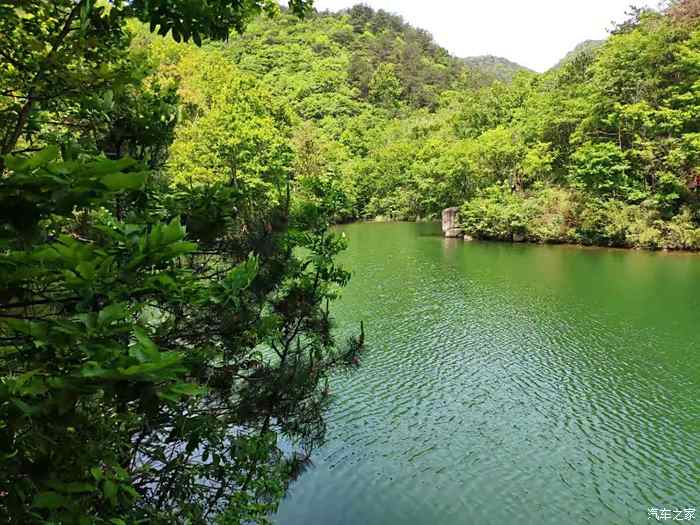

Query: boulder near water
left=442, top=207, right=463, bottom=238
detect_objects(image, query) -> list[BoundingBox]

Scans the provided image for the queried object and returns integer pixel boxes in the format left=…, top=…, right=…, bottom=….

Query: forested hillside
left=166, top=1, right=699, bottom=250
left=462, top=55, right=532, bottom=82
left=129, top=5, right=527, bottom=224
left=457, top=4, right=700, bottom=249
left=550, top=40, right=604, bottom=70
left=206, top=2, right=698, bottom=250
left=234, top=5, right=467, bottom=111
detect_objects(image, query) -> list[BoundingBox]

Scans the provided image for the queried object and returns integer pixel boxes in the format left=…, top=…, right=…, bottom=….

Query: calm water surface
left=275, top=222, right=700, bottom=525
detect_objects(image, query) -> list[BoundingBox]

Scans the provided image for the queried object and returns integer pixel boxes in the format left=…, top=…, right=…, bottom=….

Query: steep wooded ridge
left=461, top=55, right=532, bottom=82
left=550, top=39, right=605, bottom=71
left=231, top=5, right=476, bottom=111
left=210, top=2, right=700, bottom=250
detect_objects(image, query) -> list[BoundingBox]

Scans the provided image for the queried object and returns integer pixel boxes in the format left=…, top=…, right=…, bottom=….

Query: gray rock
left=445, top=228, right=464, bottom=238
left=463, top=234, right=474, bottom=242
left=513, top=232, right=526, bottom=242
left=442, top=207, right=459, bottom=234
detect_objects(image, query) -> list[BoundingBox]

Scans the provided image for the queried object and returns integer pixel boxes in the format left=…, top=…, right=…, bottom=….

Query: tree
left=570, top=142, right=632, bottom=198
left=0, top=145, right=361, bottom=524
left=466, top=127, right=528, bottom=191
left=0, top=0, right=313, bottom=160
left=163, top=46, right=293, bottom=190
left=669, top=0, right=700, bottom=25
left=1, top=1, right=366, bottom=524
left=368, top=63, right=403, bottom=112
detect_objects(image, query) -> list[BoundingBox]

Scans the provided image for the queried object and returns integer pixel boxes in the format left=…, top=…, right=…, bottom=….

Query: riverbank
left=351, top=213, right=700, bottom=254
left=457, top=185, right=700, bottom=252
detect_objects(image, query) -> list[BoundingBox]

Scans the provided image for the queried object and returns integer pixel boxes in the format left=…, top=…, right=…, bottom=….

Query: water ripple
left=276, top=223, right=700, bottom=525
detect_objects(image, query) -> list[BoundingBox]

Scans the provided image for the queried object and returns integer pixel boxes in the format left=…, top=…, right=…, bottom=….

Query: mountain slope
left=230, top=5, right=533, bottom=116
left=230, top=5, right=467, bottom=110
left=550, top=39, right=605, bottom=71
left=461, top=55, right=532, bottom=82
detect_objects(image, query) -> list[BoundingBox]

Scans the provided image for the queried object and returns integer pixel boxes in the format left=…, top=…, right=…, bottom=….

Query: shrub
left=460, top=184, right=700, bottom=250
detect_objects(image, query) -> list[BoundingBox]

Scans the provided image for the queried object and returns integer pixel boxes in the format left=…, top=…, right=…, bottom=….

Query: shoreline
left=335, top=219, right=700, bottom=255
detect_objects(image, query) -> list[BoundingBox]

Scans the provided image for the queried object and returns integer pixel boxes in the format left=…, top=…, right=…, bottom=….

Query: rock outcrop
left=442, top=207, right=463, bottom=238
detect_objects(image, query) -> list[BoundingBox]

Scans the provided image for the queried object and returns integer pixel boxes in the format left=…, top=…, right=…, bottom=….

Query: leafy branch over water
left=0, top=1, right=363, bottom=523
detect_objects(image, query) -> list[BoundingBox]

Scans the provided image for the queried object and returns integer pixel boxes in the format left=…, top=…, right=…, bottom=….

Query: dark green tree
left=1, top=1, right=364, bottom=524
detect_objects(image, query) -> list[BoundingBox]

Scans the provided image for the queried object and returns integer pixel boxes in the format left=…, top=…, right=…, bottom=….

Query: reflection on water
left=275, top=222, right=700, bottom=525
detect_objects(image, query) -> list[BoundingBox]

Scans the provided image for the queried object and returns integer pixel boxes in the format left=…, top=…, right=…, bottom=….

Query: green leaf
left=119, top=353, right=184, bottom=377
left=103, top=480, right=118, bottom=505
left=100, top=170, right=147, bottom=191
left=3, top=154, right=28, bottom=171
left=165, top=241, right=198, bottom=257
left=47, top=481, right=95, bottom=493
left=15, top=8, right=34, bottom=19
left=102, top=89, right=114, bottom=108
left=12, top=398, right=40, bottom=416
left=131, top=326, right=159, bottom=363
left=121, top=485, right=140, bottom=499
left=27, top=146, right=60, bottom=168
left=224, top=256, right=259, bottom=294
left=33, top=491, right=67, bottom=509
left=75, top=261, right=96, bottom=280
left=79, top=156, right=136, bottom=177
left=113, top=466, right=129, bottom=481
left=95, top=0, right=113, bottom=17
left=0, top=346, right=19, bottom=356
left=162, top=217, right=185, bottom=244
left=157, top=382, right=207, bottom=402
left=80, top=361, right=113, bottom=379
left=98, top=303, right=128, bottom=325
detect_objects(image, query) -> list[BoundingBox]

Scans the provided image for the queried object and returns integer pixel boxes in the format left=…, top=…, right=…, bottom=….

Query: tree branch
left=1, top=0, right=86, bottom=156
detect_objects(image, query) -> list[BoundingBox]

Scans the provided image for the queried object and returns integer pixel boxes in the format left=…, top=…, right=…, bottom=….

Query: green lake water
left=275, top=222, right=700, bottom=525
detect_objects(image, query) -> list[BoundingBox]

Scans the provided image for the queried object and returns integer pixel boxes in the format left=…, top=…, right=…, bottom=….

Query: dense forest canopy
left=211, top=1, right=699, bottom=249
left=0, top=1, right=361, bottom=524
left=461, top=55, right=532, bottom=83
left=0, top=0, right=699, bottom=523
left=551, top=40, right=605, bottom=71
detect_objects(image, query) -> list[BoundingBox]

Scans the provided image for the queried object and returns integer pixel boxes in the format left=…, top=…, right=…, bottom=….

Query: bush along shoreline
left=458, top=183, right=700, bottom=251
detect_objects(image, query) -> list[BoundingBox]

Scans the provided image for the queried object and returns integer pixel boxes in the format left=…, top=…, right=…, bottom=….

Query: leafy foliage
left=238, top=3, right=699, bottom=246
left=455, top=4, right=700, bottom=248
left=461, top=55, right=532, bottom=83
left=0, top=2, right=365, bottom=524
